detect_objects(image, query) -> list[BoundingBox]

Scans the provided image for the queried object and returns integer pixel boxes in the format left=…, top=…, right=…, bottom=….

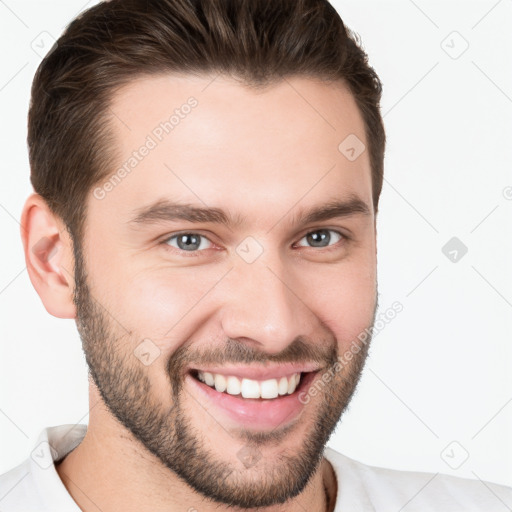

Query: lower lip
left=186, top=371, right=319, bottom=430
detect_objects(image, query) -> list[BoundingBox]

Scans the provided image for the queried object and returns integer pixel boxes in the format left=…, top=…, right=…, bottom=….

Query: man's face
left=74, top=74, right=377, bottom=508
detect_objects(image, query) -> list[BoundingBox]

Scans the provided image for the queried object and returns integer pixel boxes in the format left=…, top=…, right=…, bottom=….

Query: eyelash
left=161, top=229, right=350, bottom=257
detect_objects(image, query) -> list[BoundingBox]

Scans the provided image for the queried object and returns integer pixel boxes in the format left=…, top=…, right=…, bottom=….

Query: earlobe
left=20, top=193, right=77, bottom=319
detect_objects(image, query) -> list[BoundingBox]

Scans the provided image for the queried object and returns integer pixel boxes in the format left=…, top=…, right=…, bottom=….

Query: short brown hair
left=28, top=0, right=385, bottom=245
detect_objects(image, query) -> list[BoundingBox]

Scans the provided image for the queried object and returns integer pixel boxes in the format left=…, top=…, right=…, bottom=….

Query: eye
left=161, top=228, right=348, bottom=256
left=295, top=229, right=347, bottom=249
left=163, top=232, right=214, bottom=254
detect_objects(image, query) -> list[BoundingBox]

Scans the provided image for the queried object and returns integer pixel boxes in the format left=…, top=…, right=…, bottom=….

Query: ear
left=20, top=193, right=76, bottom=319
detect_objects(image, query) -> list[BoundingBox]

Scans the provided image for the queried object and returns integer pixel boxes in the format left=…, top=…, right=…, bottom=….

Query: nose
left=218, top=251, right=313, bottom=354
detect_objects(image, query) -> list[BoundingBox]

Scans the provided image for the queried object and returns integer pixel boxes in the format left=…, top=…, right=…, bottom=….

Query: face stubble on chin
left=72, top=241, right=377, bottom=509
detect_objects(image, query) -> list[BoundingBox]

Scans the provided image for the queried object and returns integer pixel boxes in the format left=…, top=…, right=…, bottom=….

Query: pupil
left=307, top=230, right=329, bottom=247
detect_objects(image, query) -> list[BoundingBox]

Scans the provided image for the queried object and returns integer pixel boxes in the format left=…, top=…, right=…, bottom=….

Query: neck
left=56, top=395, right=337, bottom=512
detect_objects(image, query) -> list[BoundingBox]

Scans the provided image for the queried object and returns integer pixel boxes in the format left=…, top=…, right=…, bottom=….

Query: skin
left=21, top=74, right=378, bottom=512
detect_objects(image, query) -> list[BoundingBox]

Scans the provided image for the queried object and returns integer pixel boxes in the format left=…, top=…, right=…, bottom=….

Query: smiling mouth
left=188, top=369, right=318, bottom=401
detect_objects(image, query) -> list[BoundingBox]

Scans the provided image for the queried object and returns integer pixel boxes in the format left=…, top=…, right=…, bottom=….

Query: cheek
left=98, top=268, right=218, bottom=393
left=296, top=258, right=376, bottom=349
left=109, top=266, right=224, bottom=341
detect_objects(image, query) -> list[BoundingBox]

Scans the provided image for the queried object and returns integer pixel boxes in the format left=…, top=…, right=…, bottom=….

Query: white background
left=1, top=0, right=511, bottom=492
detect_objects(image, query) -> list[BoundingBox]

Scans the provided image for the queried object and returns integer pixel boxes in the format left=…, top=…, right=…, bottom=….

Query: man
left=0, top=0, right=510, bottom=510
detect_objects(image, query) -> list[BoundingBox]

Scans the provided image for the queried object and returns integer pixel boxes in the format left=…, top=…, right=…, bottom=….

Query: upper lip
left=188, top=363, right=322, bottom=381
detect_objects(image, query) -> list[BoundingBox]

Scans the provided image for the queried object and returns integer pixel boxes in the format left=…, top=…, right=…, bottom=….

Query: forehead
left=92, top=74, right=373, bottom=230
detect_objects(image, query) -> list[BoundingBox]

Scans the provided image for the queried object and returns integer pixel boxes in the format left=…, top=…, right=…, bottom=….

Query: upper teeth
left=197, top=371, right=301, bottom=399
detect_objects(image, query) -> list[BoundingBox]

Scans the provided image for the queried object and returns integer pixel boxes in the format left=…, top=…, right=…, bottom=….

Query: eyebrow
left=128, top=194, right=372, bottom=229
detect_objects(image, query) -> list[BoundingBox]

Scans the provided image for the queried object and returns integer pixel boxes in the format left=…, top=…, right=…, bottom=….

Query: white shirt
left=1, top=424, right=511, bottom=511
